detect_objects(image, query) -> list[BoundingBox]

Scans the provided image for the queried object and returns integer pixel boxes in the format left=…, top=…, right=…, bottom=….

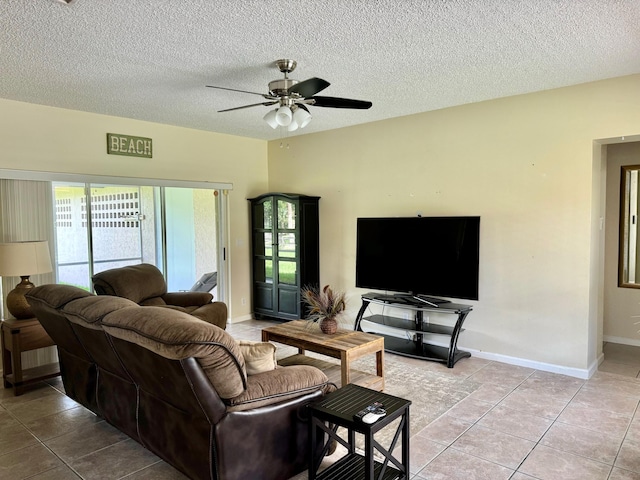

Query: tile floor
left=1, top=320, right=640, bottom=480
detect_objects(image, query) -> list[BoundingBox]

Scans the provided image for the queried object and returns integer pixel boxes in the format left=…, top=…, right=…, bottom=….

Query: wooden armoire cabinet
left=248, top=193, right=320, bottom=321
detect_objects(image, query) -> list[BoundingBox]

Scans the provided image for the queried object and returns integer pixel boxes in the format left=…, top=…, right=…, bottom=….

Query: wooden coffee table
left=261, top=320, right=385, bottom=391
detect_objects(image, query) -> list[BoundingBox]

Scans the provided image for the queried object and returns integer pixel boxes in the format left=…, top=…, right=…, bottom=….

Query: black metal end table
left=308, top=383, right=411, bottom=480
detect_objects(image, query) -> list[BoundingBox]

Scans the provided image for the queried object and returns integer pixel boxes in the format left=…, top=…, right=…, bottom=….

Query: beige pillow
left=238, top=340, right=277, bottom=375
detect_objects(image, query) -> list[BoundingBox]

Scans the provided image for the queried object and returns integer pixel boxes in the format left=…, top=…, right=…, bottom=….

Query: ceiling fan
left=206, top=59, right=372, bottom=131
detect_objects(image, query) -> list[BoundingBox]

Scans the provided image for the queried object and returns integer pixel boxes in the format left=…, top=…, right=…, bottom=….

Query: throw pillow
left=238, top=340, right=277, bottom=375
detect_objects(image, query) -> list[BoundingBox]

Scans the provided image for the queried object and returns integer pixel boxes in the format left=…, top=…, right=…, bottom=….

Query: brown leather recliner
left=92, top=263, right=227, bottom=329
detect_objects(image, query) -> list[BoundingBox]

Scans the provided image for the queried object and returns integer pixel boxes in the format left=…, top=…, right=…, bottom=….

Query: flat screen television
left=355, top=216, right=480, bottom=301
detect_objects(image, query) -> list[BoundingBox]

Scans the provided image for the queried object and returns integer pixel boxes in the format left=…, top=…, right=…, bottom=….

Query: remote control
left=353, top=402, right=385, bottom=422
left=362, top=407, right=387, bottom=424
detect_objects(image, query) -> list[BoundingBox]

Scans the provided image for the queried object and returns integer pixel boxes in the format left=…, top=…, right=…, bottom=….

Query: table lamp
left=0, top=241, right=53, bottom=319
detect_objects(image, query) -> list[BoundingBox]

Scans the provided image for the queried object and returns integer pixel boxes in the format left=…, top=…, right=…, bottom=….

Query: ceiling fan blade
left=288, top=77, right=330, bottom=98
left=206, top=85, right=272, bottom=99
left=311, top=96, right=372, bottom=109
left=218, top=101, right=277, bottom=113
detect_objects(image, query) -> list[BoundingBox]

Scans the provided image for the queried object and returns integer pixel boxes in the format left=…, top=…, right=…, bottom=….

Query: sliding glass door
left=164, top=187, right=219, bottom=296
left=53, top=182, right=221, bottom=298
left=53, top=183, right=91, bottom=290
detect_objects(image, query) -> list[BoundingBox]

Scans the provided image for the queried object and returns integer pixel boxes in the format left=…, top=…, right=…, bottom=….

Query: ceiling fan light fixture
left=263, top=109, right=278, bottom=129
left=293, top=108, right=312, bottom=129
left=207, top=59, right=371, bottom=133
left=287, top=118, right=299, bottom=132
left=275, top=106, right=292, bottom=126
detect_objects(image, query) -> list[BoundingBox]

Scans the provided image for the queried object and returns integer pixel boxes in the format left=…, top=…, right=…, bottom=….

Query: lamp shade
left=0, top=241, right=52, bottom=277
left=0, top=241, right=52, bottom=319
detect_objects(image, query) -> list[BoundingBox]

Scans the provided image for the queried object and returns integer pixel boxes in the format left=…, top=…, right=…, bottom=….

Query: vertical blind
left=0, top=179, right=57, bottom=368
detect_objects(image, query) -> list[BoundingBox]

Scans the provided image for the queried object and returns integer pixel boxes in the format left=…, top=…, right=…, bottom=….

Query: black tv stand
left=372, top=294, right=451, bottom=308
left=414, top=294, right=451, bottom=304
left=354, top=292, right=472, bottom=368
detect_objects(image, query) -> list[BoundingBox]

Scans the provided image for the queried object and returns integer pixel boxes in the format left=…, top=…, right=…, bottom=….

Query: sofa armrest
left=215, top=389, right=326, bottom=480
left=162, top=291, right=213, bottom=307
left=226, top=365, right=333, bottom=412
left=189, top=302, right=228, bottom=330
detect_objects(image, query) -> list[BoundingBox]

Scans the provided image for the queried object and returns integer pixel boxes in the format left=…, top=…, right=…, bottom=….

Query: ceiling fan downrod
left=275, top=59, right=297, bottom=77
left=269, top=59, right=300, bottom=96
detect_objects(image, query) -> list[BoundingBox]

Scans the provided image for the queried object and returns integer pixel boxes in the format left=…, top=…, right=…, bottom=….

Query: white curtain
left=0, top=179, right=57, bottom=369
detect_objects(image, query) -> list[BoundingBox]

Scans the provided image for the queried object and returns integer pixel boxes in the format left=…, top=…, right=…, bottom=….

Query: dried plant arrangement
left=301, top=284, right=346, bottom=334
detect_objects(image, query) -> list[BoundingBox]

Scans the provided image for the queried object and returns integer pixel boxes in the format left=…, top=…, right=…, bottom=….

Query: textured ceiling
left=1, top=1, right=639, bottom=140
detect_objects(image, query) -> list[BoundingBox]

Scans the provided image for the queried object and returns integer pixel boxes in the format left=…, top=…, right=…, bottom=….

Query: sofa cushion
left=101, top=306, right=247, bottom=399
left=237, top=340, right=277, bottom=375
left=188, top=302, right=228, bottom=330
left=156, top=304, right=189, bottom=313
left=139, top=297, right=168, bottom=307
left=62, top=295, right=138, bottom=330
left=226, top=365, right=330, bottom=412
left=26, top=284, right=92, bottom=309
left=163, top=291, right=213, bottom=307
left=92, top=264, right=167, bottom=304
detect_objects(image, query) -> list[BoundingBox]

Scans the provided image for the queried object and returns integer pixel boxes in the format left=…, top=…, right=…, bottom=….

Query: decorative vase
left=319, top=317, right=338, bottom=335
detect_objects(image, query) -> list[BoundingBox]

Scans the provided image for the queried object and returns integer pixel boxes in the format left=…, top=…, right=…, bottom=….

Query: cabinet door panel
left=278, top=288, right=299, bottom=316
left=254, top=285, right=273, bottom=310
left=253, top=200, right=273, bottom=229
left=253, top=258, right=273, bottom=283
left=252, top=232, right=273, bottom=257
left=278, top=259, right=297, bottom=285
left=277, top=199, right=296, bottom=229
left=277, top=232, right=296, bottom=258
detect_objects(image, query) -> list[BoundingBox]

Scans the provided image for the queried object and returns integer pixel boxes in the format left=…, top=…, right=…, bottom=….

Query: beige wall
left=0, top=98, right=269, bottom=321
left=267, top=74, right=640, bottom=374
left=604, top=141, right=640, bottom=344
left=2, top=74, right=640, bottom=375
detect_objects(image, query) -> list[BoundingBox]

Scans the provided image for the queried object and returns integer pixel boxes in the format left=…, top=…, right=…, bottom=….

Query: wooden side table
left=1, top=317, right=60, bottom=395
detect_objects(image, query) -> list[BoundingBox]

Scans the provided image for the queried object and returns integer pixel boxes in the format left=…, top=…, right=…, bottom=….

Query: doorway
left=601, top=141, right=640, bottom=350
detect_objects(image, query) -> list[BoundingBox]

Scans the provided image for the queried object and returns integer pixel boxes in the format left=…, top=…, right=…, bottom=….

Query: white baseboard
left=461, top=346, right=595, bottom=380
left=228, top=314, right=254, bottom=324
left=603, top=335, right=640, bottom=347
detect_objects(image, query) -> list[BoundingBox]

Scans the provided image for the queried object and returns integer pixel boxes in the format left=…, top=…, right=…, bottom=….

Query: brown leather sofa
left=26, top=284, right=334, bottom=480
left=92, top=263, right=227, bottom=330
